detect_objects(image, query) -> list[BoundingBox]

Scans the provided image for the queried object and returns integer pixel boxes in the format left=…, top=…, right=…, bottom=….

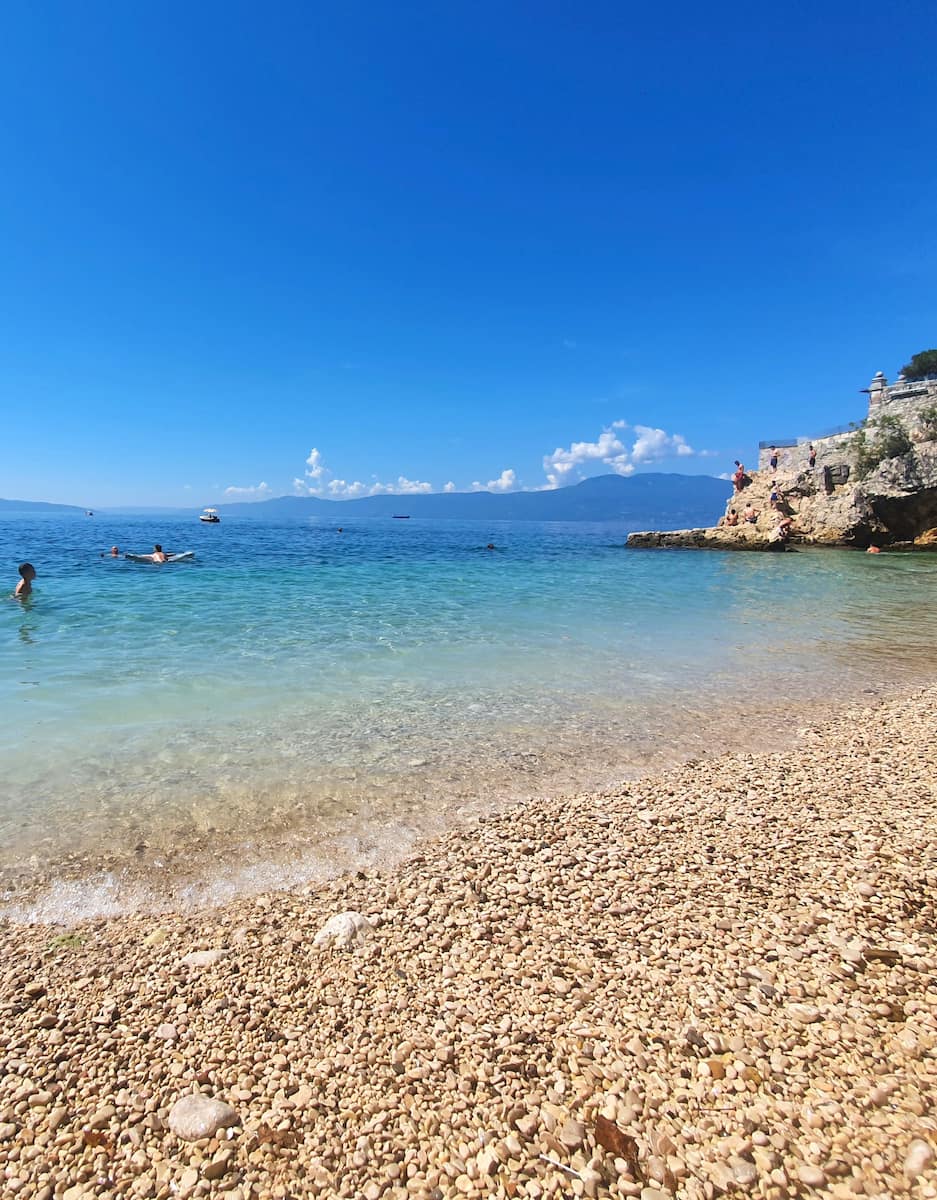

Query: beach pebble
left=87, top=1104, right=116, bottom=1129
left=797, top=1164, right=828, bottom=1189
left=559, top=1118, right=586, bottom=1149
left=0, top=1122, right=17, bottom=1141
left=180, top=948, right=226, bottom=968
left=202, top=1149, right=235, bottom=1180
left=154, top=1022, right=178, bottom=1041
left=167, top=1094, right=240, bottom=1141
left=313, top=910, right=374, bottom=950
left=904, top=1138, right=934, bottom=1180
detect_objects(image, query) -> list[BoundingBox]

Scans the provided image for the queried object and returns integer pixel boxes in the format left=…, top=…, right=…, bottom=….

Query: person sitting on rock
left=724, top=509, right=740, bottom=526
left=742, top=502, right=758, bottom=524
left=771, top=516, right=794, bottom=542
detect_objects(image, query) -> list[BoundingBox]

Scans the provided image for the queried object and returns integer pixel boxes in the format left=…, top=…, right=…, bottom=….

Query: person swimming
left=13, top=562, right=36, bottom=599
left=110, top=546, right=120, bottom=557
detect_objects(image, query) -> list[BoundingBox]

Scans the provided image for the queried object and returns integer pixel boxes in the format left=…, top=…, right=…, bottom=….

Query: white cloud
left=368, top=475, right=433, bottom=495
left=443, top=481, right=456, bottom=493
left=295, top=447, right=436, bottom=498
left=305, top=448, right=326, bottom=480
left=328, top=479, right=370, bottom=498
left=224, top=481, right=273, bottom=501
left=630, top=424, right=694, bottom=463
left=543, top=428, right=629, bottom=478
left=486, top=468, right=516, bottom=492
left=542, top=420, right=699, bottom=486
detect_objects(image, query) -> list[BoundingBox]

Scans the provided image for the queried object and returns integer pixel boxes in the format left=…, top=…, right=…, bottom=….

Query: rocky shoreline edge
left=2, top=688, right=936, bottom=1200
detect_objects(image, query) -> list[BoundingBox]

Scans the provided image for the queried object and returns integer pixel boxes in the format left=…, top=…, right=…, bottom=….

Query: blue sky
left=1, top=1, right=936, bottom=505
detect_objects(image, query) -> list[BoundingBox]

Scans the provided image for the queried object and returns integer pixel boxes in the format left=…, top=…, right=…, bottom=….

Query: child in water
left=14, top=562, right=36, bottom=599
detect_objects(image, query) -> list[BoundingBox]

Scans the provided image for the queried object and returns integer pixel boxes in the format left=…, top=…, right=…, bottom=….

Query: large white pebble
left=904, top=1138, right=934, bottom=1181
left=180, top=949, right=226, bottom=969
left=313, top=911, right=374, bottom=950
left=168, top=1094, right=240, bottom=1141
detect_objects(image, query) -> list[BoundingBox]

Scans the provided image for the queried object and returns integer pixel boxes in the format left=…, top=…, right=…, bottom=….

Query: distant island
left=0, top=497, right=87, bottom=514
left=216, top=473, right=731, bottom=526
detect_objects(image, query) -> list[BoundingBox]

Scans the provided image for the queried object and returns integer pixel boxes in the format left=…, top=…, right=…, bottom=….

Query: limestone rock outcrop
left=629, top=396, right=937, bottom=549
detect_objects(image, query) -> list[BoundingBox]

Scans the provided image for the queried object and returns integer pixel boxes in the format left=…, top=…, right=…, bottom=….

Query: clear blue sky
left=2, top=1, right=935, bottom=505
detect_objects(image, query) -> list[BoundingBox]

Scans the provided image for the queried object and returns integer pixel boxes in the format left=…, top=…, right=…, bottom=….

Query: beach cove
left=1, top=685, right=935, bottom=1200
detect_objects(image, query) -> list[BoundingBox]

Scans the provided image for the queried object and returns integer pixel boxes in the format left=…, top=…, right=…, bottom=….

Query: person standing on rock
left=769, top=446, right=779, bottom=472
left=808, top=444, right=816, bottom=469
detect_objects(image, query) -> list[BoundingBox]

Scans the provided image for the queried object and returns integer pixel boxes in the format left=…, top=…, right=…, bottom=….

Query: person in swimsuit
left=808, top=444, right=816, bottom=468
left=769, top=446, right=779, bottom=471
left=724, top=509, right=740, bottom=526
left=743, top=503, right=758, bottom=524
left=14, top=562, right=36, bottom=598
left=151, top=544, right=168, bottom=563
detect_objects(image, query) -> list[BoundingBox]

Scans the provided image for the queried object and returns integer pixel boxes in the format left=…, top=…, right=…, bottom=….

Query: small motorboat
left=199, top=507, right=221, bottom=524
left=392, top=514, right=410, bottom=519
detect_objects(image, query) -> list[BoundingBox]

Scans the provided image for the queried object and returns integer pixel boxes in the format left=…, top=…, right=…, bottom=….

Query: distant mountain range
left=217, top=473, right=730, bottom=526
left=0, top=475, right=731, bottom=526
left=0, top=497, right=87, bottom=513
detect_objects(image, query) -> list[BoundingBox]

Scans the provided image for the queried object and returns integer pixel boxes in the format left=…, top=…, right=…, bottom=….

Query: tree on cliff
left=900, top=349, right=937, bottom=380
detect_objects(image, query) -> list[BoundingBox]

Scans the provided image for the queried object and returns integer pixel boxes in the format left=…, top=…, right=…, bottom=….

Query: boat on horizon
left=392, top=514, right=410, bottom=519
left=199, top=507, right=221, bottom=524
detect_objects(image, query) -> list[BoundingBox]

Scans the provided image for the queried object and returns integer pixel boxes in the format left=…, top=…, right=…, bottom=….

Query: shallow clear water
left=3, top=513, right=937, bottom=920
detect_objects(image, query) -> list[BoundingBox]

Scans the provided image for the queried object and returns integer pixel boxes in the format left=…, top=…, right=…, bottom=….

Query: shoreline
left=2, top=687, right=935, bottom=1198
left=1, top=673, right=927, bottom=924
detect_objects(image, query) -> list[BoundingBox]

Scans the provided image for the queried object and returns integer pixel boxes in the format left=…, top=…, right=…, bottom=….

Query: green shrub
left=851, top=413, right=912, bottom=479
left=917, top=403, right=937, bottom=441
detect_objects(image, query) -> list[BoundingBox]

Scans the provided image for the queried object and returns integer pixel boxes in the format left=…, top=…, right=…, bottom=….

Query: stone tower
left=866, top=371, right=887, bottom=414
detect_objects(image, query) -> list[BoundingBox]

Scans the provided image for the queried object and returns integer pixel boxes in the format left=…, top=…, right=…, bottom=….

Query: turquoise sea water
left=3, top=513, right=937, bottom=921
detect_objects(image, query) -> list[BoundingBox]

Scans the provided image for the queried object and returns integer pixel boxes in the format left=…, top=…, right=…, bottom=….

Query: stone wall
left=756, top=375, right=937, bottom=475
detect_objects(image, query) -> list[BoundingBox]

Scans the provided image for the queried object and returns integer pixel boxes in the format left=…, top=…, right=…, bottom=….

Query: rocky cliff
left=629, top=395, right=937, bottom=550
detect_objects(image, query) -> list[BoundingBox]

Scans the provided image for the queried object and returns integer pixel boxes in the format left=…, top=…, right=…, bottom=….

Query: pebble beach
left=1, top=687, right=935, bottom=1200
